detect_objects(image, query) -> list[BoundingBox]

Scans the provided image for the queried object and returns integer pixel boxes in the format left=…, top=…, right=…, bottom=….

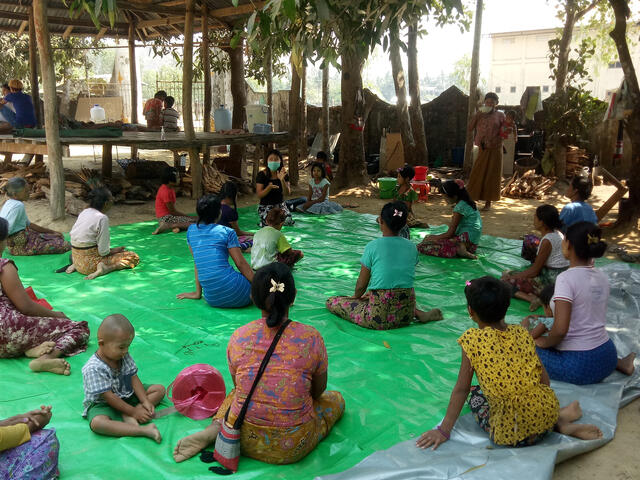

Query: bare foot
left=65, top=264, right=76, bottom=274
left=29, top=358, right=71, bottom=375
left=557, top=422, right=603, bottom=440
left=481, top=201, right=492, bottom=211
left=529, top=297, right=542, bottom=312
left=617, top=352, right=636, bottom=376
left=143, top=424, right=162, bottom=443
left=173, top=424, right=220, bottom=463
left=415, top=308, right=444, bottom=323
left=152, top=228, right=161, bottom=235
left=560, top=400, right=583, bottom=423
left=85, top=263, right=114, bottom=280
left=25, top=341, right=56, bottom=358
left=457, top=244, right=478, bottom=260
left=172, top=227, right=181, bottom=234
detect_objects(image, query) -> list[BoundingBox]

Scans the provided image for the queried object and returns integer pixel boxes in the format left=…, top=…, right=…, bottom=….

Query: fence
left=155, top=78, right=206, bottom=130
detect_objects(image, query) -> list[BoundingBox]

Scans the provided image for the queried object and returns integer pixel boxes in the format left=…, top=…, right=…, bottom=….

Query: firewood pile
left=501, top=170, right=556, bottom=199
left=566, top=146, right=589, bottom=177
left=181, top=163, right=251, bottom=195
left=0, top=163, right=87, bottom=201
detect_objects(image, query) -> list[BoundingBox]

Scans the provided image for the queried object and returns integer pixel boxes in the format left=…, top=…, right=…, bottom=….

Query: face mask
left=479, top=105, right=493, bottom=113
left=268, top=161, right=281, bottom=171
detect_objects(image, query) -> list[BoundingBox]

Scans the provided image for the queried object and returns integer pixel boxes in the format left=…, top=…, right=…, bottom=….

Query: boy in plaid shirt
left=82, top=314, right=165, bottom=442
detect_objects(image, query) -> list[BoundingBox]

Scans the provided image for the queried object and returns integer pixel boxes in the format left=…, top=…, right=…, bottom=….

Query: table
left=0, top=131, right=291, bottom=181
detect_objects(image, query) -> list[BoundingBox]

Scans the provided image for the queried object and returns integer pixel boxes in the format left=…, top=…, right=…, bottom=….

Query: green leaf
left=316, top=0, right=331, bottom=21
left=230, top=32, right=241, bottom=49
left=94, top=0, right=103, bottom=18
left=246, top=11, right=257, bottom=36
left=283, top=0, right=296, bottom=21
left=232, top=0, right=239, bottom=7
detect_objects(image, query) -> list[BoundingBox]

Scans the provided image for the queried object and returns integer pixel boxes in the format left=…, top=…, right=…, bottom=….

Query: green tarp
left=1, top=208, right=551, bottom=479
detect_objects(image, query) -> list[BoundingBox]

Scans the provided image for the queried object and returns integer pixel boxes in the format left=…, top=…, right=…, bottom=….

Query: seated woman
left=177, top=194, right=253, bottom=308
left=174, top=263, right=344, bottom=465
left=326, top=201, right=442, bottom=330
left=418, top=180, right=482, bottom=259
left=152, top=167, right=195, bottom=235
left=0, top=405, right=59, bottom=479
left=0, top=79, right=36, bottom=128
left=502, top=205, right=569, bottom=311
left=256, top=149, right=294, bottom=227
left=535, top=221, right=634, bottom=385
left=0, top=177, right=71, bottom=256
left=0, top=217, right=89, bottom=375
left=69, top=187, right=140, bottom=280
left=217, top=181, right=253, bottom=251
left=560, top=173, right=598, bottom=231
left=296, top=162, right=343, bottom=215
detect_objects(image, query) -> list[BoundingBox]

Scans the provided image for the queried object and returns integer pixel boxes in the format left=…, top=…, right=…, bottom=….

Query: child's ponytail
left=565, top=221, right=607, bottom=260
left=252, top=263, right=296, bottom=328
left=441, top=180, right=477, bottom=210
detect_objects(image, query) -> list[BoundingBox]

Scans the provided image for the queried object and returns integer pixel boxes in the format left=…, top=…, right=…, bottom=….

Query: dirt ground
left=11, top=147, right=640, bottom=478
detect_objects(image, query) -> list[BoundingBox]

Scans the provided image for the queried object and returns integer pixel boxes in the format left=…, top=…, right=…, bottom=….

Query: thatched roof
left=0, top=0, right=261, bottom=41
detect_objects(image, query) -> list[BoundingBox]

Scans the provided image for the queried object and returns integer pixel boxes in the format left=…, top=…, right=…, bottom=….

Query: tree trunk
left=300, top=61, right=308, bottom=161
left=334, top=50, right=368, bottom=188
left=407, top=22, right=428, bottom=165
left=609, top=0, right=640, bottom=219
left=463, top=0, right=483, bottom=175
left=288, top=55, right=301, bottom=185
left=201, top=4, right=211, bottom=165
left=555, top=3, right=576, bottom=94
left=322, top=65, right=330, bottom=156
left=389, top=35, right=416, bottom=166
left=128, top=21, right=139, bottom=161
left=33, top=0, right=64, bottom=219
left=266, top=45, right=273, bottom=125
left=183, top=0, right=202, bottom=197
left=229, top=31, right=246, bottom=180
left=28, top=9, right=41, bottom=127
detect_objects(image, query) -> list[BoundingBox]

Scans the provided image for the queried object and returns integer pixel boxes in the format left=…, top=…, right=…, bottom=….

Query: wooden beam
left=0, top=141, right=48, bottom=155
left=62, top=25, right=74, bottom=39
left=102, top=144, right=113, bottom=178
left=95, top=26, right=107, bottom=41
left=0, top=10, right=129, bottom=29
left=33, top=0, right=65, bottom=220
left=158, top=0, right=185, bottom=5
left=183, top=0, right=202, bottom=198
left=17, top=21, right=28, bottom=36
left=129, top=21, right=139, bottom=161
left=137, top=16, right=184, bottom=28
left=202, top=2, right=211, bottom=165
left=28, top=8, right=41, bottom=128
left=210, top=2, right=265, bottom=18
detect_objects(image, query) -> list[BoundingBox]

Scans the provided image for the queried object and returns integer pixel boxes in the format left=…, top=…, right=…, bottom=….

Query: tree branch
left=575, top=0, right=599, bottom=21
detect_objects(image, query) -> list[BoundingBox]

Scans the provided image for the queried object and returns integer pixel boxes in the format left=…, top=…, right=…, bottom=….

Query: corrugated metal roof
left=0, top=0, right=261, bottom=41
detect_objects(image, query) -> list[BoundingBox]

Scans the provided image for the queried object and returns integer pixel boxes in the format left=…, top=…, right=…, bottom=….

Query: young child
left=393, top=165, right=428, bottom=239
left=522, top=284, right=636, bottom=375
left=500, top=110, right=517, bottom=140
left=502, top=205, right=569, bottom=311
left=161, top=96, right=180, bottom=132
left=82, top=314, right=165, bottom=443
left=0, top=177, right=70, bottom=255
left=251, top=208, right=303, bottom=270
left=217, top=181, right=253, bottom=251
left=418, top=180, right=481, bottom=259
left=416, top=276, right=603, bottom=451
left=316, top=151, right=333, bottom=181
left=152, top=167, right=195, bottom=235
left=297, top=162, right=343, bottom=215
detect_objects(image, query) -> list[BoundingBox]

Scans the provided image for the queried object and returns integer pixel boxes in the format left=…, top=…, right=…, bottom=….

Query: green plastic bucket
left=378, top=177, right=397, bottom=199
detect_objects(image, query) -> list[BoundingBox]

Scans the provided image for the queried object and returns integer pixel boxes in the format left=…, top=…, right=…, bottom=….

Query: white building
left=487, top=28, right=639, bottom=104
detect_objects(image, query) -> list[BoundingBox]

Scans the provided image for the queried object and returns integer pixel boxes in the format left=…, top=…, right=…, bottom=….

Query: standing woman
left=326, top=201, right=442, bottom=330
left=69, top=187, right=140, bottom=280
left=466, top=92, right=508, bottom=211
left=255, top=149, right=295, bottom=227
left=0, top=79, right=36, bottom=129
left=178, top=195, right=253, bottom=308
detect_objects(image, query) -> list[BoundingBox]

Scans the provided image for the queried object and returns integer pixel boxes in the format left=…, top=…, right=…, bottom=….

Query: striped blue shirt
left=187, top=223, right=252, bottom=308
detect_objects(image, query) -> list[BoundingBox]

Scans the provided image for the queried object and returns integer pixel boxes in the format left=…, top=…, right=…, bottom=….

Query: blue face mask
left=268, top=161, right=281, bottom=171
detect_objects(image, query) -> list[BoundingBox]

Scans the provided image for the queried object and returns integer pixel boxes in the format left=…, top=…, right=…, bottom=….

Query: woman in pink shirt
left=173, top=263, right=344, bottom=465
left=535, top=222, right=635, bottom=384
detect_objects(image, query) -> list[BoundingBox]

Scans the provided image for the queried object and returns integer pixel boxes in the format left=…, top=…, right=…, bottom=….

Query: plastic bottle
left=213, top=105, right=232, bottom=132
left=160, top=126, right=166, bottom=141
left=90, top=104, right=106, bottom=123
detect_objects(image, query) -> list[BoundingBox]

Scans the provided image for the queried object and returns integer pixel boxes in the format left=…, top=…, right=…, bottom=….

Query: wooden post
left=201, top=4, right=211, bottom=165
left=128, top=21, right=139, bottom=161
left=229, top=28, right=246, bottom=179
left=408, top=22, right=429, bottom=165
left=463, top=0, right=483, bottom=175
left=28, top=8, right=41, bottom=128
left=300, top=60, right=308, bottom=161
left=266, top=45, right=273, bottom=125
left=102, top=144, right=113, bottom=178
left=33, top=0, right=64, bottom=219
left=288, top=54, right=300, bottom=185
left=390, top=32, right=416, bottom=165
left=322, top=65, right=329, bottom=156
left=183, top=0, right=202, bottom=197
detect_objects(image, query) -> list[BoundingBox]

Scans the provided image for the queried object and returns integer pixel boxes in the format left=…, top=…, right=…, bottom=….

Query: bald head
left=98, top=314, right=134, bottom=341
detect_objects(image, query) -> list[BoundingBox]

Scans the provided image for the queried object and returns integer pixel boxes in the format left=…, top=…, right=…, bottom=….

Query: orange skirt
left=71, top=246, right=140, bottom=275
left=466, top=146, right=503, bottom=202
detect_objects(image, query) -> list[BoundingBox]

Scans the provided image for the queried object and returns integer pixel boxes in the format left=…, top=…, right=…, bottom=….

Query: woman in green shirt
left=393, top=165, right=429, bottom=239
left=418, top=180, right=482, bottom=259
left=326, top=202, right=442, bottom=330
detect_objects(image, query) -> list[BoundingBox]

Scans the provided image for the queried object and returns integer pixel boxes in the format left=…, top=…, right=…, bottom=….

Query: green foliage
left=545, top=38, right=606, bottom=148
left=65, top=0, right=117, bottom=29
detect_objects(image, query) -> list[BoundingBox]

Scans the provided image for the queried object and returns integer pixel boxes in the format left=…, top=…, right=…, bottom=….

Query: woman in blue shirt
left=178, top=195, right=253, bottom=308
left=559, top=173, right=598, bottom=231
left=0, top=80, right=36, bottom=128
left=326, top=202, right=442, bottom=330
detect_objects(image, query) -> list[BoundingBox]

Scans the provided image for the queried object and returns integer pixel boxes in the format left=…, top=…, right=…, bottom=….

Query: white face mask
left=479, top=106, right=493, bottom=113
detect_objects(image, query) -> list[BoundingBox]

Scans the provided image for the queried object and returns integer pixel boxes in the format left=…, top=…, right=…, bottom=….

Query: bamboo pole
left=128, top=21, right=139, bottom=161
left=300, top=60, right=308, bottom=161
left=229, top=28, right=247, bottom=179
left=463, top=0, right=483, bottom=175
left=201, top=3, right=211, bottom=165
left=321, top=65, right=329, bottom=156
left=183, top=0, right=202, bottom=197
left=28, top=8, right=41, bottom=127
left=33, top=0, right=64, bottom=219
left=266, top=44, right=273, bottom=125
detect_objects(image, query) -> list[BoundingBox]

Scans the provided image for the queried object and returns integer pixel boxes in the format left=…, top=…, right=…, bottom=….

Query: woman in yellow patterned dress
left=416, top=276, right=602, bottom=450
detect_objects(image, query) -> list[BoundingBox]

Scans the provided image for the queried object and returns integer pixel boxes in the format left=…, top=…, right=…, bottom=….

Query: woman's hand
left=110, top=247, right=125, bottom=254
left=177, top=291, right=201, bottom=300
left=416, top=428, right=448, bottom=450
left=51, top=311, right=68, bottom=319
left=277, top=169, right=287, bottom=182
